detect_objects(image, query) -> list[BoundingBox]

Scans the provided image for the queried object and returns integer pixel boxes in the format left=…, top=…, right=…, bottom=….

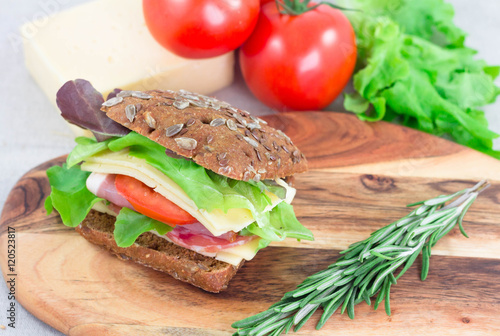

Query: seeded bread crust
left=75, top=210, right=242, bottom=293
left=101, top=90, right=308, bottom=182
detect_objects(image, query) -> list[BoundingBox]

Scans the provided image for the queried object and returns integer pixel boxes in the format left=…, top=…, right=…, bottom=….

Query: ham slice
left=167, top=223, right=256, bottom=253
left=86, top=172, right=134, bottom=210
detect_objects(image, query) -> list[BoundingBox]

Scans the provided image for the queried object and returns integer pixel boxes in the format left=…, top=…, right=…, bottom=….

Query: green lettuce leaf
left=66, top=137, right=113, bottom=168
left=261, top=180, right=287, bottom=200
left=45, top=163, right=103, bottom=227
left=241, top=202, right=313, bottom=242
left=255, top=239, right=272, bottom=253
left=114, top=207, right=172, bottom=247
left=346, top=0, right=466, bottom=48
left=340, top=0, right=500, bottom=159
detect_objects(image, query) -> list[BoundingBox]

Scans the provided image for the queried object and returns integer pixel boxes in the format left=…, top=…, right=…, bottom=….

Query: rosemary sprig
left=232, top=180, right=490, bottom=336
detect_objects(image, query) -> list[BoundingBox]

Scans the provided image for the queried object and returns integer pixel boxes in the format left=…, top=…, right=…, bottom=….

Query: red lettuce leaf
left=56, top=79, right=129, bottom=141
left=107, top=88, right=122, bottom=100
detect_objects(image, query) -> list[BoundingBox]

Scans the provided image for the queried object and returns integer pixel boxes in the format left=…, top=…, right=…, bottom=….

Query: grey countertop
left=0, top=0, right=499, bottom=334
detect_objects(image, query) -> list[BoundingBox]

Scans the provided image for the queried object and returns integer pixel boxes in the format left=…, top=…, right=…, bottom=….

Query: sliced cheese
left=215, top=238, right=262, bottom=265
left=92, top=200, right=119, bottom=217
left=276, top=178, right=296, bottom=205
left=22, top=0, right=234, bottom=137
left=81, top=149, right=296, bottom=236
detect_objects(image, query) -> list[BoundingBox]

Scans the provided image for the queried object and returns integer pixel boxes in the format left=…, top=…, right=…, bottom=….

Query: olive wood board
left=1, top=112, right=499, bottom=336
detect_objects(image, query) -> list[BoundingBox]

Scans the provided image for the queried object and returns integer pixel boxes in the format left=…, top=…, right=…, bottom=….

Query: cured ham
left=86, top=172, right=134, bottom=210
left=167, top=223, right=256, bottom=253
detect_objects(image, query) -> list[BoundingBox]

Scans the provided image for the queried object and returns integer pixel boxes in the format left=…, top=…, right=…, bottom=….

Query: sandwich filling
left=46, top=132, right=313, bottom=265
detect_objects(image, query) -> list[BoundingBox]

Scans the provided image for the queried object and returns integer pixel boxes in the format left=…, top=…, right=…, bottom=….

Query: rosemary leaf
left=255, top=318, right=290, bottom=336
left=317, top=299, right=343, bottom=329
left=347, top=287, right=357, bottom=319
left=395, top=243, right=424, bottom=280
left=421, top=245, right=430, bottom=281
left=354, top=257, right=383, bottom=279
left=232, top=309, right=276, bottom=329
left=313, top=284, right=350, bottom=305
left=284, top=318, right=294, bottom=334
left=280, top=301, right=301, bottom=313
left=294, top=305, right=319, bottom=331
left=385, top=280, right=392, bottom=316
left=363, top=291, right=371, bottom=306
left=373, top=278, right=387, bottom=311
left=340, top=286, right=355, bottom=314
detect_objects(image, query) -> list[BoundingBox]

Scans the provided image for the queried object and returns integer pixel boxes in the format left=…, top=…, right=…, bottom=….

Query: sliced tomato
left=115, top=174, right=197, bottom=226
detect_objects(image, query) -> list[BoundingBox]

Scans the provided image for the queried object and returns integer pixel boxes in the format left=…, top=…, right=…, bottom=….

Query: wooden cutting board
left=1, top=112, right=499, bottom=336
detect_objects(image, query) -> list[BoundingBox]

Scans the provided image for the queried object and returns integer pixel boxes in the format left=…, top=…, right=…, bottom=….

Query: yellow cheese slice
left=81, top=149, right=295, bottom=236
left=215, top=238, right=262, bottom=265
left=92, top=200, right=118, bottom=217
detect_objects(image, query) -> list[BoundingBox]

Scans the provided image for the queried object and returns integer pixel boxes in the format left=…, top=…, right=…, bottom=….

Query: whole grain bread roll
left=101, top=89, right=308, bottom=182
left=82, top=89, right=309, bottom=292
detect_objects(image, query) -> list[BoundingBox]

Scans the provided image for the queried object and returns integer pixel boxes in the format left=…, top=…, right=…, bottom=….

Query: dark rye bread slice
left=75, top=210, right=242, bottom=293
left=101, top=89, right=308, bottom=182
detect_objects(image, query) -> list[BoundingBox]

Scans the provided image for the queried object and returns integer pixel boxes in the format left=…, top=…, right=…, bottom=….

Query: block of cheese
left=23, top=0, right=234, bottom=136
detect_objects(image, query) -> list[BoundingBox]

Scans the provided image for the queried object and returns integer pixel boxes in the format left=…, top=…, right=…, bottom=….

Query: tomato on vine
left=240, top=0, right=357, bottom=111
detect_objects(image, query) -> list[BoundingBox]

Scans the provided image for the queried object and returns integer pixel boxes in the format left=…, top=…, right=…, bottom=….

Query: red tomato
left=115, top=175, right=197, bottom=226
left=239, top=2, right=357, bottom=111
left=260, top=0, right=275, bottom=5
left=143, top=0, right=260, bottom=59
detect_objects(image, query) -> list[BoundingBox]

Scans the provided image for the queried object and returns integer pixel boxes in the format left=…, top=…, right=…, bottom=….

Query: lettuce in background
left=340, top=0, right=500, bottom=158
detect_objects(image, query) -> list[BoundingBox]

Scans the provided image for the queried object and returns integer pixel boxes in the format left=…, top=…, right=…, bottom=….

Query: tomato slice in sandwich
left=115, top=174, right=197, bottom=226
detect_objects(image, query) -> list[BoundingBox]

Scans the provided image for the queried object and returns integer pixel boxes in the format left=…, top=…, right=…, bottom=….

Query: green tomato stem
left=274, top=0, right=357, bottom=16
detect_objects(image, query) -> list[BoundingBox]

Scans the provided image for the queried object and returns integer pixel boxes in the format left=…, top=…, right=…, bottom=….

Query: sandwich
left=45, top=79, right=313, bottom=293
